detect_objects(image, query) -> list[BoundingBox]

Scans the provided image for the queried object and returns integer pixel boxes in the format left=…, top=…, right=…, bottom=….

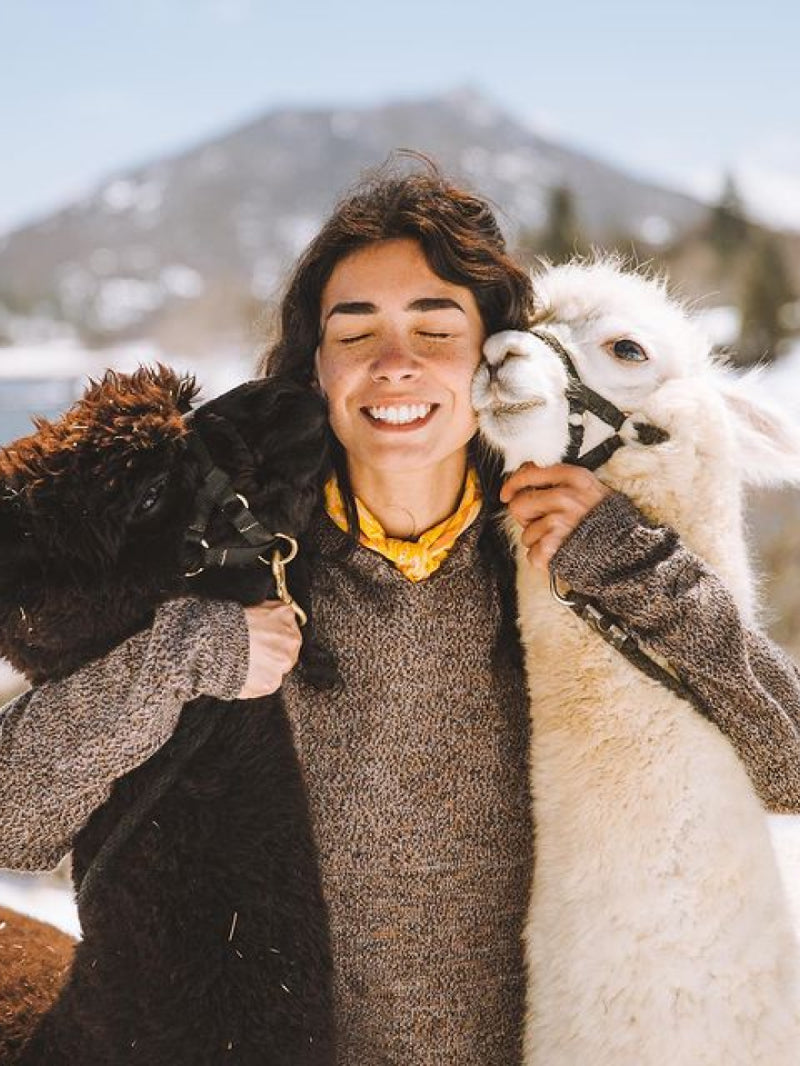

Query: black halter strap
left=182, top=432, right=286, bottom=574
left=529, top=329, right=668, bottom=471
left=522, top=329, right=693, bottom=704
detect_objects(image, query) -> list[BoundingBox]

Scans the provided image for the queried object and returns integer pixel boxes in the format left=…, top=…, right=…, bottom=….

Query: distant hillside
left=0, top=88, right=711, bottom=353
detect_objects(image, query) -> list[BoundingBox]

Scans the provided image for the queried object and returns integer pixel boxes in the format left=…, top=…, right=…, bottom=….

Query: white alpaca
left=472, top=259, right=800, bottom=1066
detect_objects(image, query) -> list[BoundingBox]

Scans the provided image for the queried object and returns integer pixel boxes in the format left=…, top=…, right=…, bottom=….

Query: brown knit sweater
left=2, top=494, right=800, bottom=1063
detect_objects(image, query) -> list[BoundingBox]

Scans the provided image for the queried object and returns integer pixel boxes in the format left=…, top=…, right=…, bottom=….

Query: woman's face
left=316, top=238, right=485, bottom=478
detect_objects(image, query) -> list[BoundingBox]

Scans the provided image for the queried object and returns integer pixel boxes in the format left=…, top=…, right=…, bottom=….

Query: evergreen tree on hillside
left=736, top=232, right=796, bottom=366
left=709, top=174, right=750, bottom=260
left=540, top=185, right=582, bottom=263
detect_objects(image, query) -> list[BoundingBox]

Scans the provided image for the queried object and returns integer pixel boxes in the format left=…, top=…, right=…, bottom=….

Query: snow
left=0, top=339, right=255, bottom=403
left=493, top=151, right=539, bottom=184
left=0, top=872, right=80, bottom=939
left=159, top=264, right=205, bottom=299
left=101, top=178, right=164, bottom=217
left=89, top=247, right=118, bottom=276
left=637, top=215, right=674, bottom=247
left=56, top=261, right=96, bottom=318
left=93, top=277, right=165, bottom=331
left=460, top=144, right=491, bottom=180
left=0, top=338, right=99, bottom=380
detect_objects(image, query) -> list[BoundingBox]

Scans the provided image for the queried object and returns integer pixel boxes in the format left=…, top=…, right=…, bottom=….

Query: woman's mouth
left=362, top=403, right=438, bottom=430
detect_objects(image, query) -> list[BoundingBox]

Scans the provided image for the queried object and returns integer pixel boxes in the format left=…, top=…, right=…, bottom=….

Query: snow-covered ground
left=0, top=870, right=80, bottom=937
left=0, top=338, right=256, bottom=401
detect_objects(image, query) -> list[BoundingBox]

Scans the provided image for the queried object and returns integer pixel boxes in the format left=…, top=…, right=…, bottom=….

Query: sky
left=2, top=0, right=800, bottom=233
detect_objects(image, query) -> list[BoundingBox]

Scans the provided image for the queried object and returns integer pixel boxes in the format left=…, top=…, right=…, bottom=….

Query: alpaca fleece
left=475, top=260, right=800, bottom=1065
left=0, top=907, right=74, bottom=1057
left=0, top=369, right=335, bottom=1065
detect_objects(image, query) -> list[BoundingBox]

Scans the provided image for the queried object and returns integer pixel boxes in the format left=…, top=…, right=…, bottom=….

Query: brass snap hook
left=260, top=534, right=307, bottom=626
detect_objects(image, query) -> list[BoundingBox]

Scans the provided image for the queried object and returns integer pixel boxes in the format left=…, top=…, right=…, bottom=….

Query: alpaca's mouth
left=489, top=399, right=545, bottom=417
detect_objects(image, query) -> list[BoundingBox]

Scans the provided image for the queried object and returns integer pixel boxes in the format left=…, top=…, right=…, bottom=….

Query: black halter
left=182, top=432, right=289, bottom=573
left=181, top=425, right=307, bottom=627
left=522, top=329, right=699, bottom=707
left=529, top=329, right=670, bottom=470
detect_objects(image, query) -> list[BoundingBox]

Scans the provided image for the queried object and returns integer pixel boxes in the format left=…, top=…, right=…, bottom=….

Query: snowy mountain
left=0, top=88, right=710, bottom=350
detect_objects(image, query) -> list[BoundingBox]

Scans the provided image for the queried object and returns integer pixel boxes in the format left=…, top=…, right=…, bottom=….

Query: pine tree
left=540, top=186, right=581, bottom=264
left=709, top=174, right=749, bottom=261
left=736, top=233, right=795, bottom=365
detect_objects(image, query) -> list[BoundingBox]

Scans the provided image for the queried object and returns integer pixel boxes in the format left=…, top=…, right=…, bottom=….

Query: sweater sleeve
left=551, top=491, right=800, bottom=814
left=0, top=596, right=250, bottom=872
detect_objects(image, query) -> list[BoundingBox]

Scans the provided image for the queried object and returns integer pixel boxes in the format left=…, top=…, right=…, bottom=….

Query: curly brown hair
left=259, top=161, right=534, bottom=383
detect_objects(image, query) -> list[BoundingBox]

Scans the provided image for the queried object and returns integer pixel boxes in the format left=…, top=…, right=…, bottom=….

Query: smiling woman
left=315, top=238, right=486, bottom=536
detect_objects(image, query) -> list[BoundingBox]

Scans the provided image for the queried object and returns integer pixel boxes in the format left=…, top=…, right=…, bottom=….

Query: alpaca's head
left=473, top=259, right=800, bottom=545
left=0, top=366, right=329, bottom=683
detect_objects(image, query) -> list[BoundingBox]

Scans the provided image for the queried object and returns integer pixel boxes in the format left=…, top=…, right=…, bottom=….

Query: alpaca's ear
left=720, top=375, right=800, bottom=487
left=173, top=374, right=200, bottom=415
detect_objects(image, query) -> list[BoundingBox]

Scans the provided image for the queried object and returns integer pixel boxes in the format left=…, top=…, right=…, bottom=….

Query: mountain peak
left=0, top=88, right=709, bottom=351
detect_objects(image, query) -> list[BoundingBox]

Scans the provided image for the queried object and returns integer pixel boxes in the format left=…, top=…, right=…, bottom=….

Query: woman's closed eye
left=338, top=332, right=372, bottom=345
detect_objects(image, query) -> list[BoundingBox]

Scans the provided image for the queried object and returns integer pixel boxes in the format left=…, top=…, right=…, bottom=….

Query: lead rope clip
left=261, top=534, right=308, bottom=627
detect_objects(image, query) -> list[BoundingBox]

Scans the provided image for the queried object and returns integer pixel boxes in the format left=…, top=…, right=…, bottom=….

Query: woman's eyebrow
left=324, top=301, right=376, bottom=321
left=407, top=297, right=465, bottom=314
left=322, top=296, right=466, bottom=334
left=324, top=296, right=466, bottom=322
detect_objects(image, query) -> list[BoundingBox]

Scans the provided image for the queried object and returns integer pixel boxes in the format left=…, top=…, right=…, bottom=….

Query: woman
left=2, top=164, right=800, bottom=1065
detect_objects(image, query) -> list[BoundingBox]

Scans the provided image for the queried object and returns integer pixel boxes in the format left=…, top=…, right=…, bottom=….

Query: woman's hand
left=500, top=462, right=612, bottom=571
left=237, top=601, right=303, bottom=699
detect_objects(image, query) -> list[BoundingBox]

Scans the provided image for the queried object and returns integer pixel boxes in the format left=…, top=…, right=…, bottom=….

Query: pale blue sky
left=2, top=0, right=799, bottom=232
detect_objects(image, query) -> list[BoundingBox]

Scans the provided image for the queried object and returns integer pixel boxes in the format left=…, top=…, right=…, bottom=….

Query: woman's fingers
left=505, top=486, right=586, bottom=527
left=237, top=601, right=303, bottom=699
left=502, top=462, right=612, bottom=571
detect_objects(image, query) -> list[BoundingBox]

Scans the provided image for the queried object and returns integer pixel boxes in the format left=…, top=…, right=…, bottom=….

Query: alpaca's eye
left=611, top=339, right=648, bottom=363
left=135, top=476, right=168, bottom=517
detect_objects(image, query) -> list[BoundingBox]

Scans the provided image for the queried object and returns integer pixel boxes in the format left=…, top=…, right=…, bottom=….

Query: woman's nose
left=369, top=340, right=422, bottom=383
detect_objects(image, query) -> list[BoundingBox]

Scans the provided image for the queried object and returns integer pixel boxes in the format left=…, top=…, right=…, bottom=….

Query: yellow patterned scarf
left=324, top=467, right=483, bottom=582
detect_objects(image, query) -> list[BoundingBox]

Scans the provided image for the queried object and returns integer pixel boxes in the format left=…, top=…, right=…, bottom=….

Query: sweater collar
left=322, top=468, right=483, bottom=583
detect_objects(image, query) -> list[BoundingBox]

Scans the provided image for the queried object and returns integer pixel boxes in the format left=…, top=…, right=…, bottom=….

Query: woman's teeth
left=367, top=404, right=433, bottom=425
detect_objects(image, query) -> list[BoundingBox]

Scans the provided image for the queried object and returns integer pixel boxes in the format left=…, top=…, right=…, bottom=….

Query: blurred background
left=2, top=0, right=800, bottom=936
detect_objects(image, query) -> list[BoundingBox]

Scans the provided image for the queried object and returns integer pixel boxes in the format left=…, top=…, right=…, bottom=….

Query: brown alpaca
left=0, top=907, right=74, bottom=1057
left=0, top=366, right=335, bottom=1064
